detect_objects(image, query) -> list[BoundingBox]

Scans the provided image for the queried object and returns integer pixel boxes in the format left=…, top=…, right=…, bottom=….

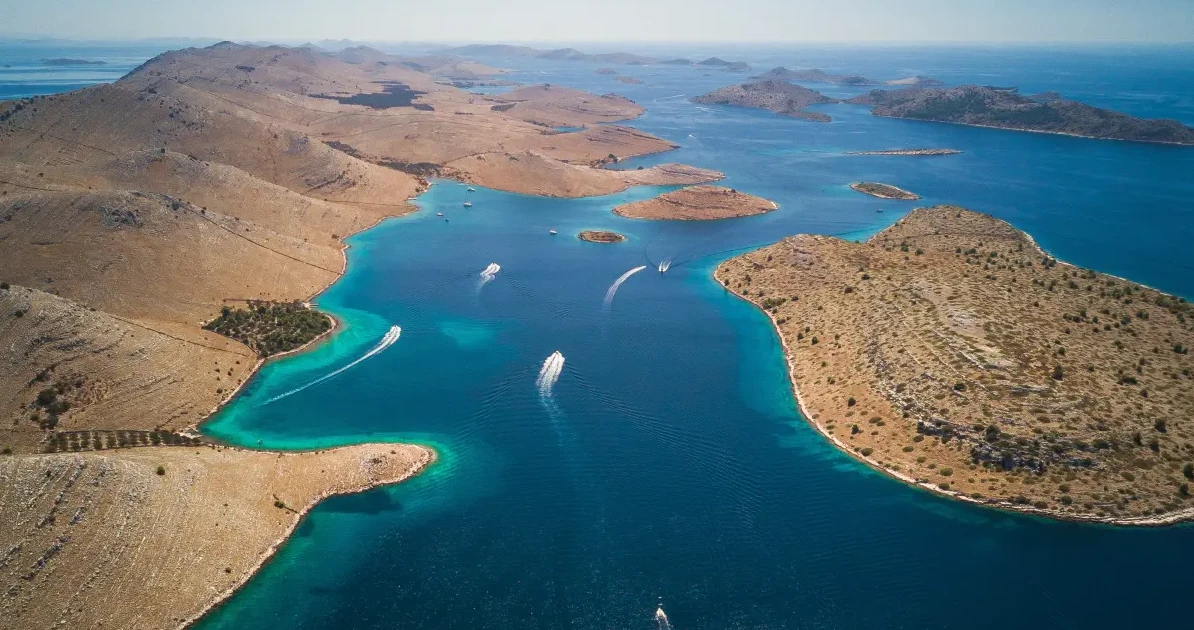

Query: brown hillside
left=716, top=207, right=1194, bottom=524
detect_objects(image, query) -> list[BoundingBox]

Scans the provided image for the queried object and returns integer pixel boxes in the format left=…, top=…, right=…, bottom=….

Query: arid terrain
left=578, top=229, right=625, bottom=242
left=845, top=148, right=961, bottom=156
left=0, top=40, right=718, bottom=623
left=716, top=207, right=1194, bottom=523
left=613, top=185, right=776, bottom=220
left=848, top=85, right=1194, bottom=144
left=0, top=443, right=432, bottom=630
left=850, top=182, right=921, bottom=200
left=691, top=80, right=836, bottom=122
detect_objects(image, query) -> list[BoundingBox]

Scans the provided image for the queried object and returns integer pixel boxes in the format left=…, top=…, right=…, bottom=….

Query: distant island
left=716, top=206, right=1194, bottom=524
left=752, top=67, right=942, bottom=87
left=847, top=85, right=1194, bottom=145
left=441, top=44, right=749, bottom=70
left=441, top=44, right=656, bottom=65
left=846, top=148, right=962, bottom=156
left=850, top=182, right=920, bottom=200
left=615, top=76, right=645, bottom=85
left=613, top=185, right=777, bottom=220
left=577, top=229, right=626, bottom=242
left=692, top=80, right=836, bottom=122
left=696, top=57, right=751, bottom=72
left=42, top=58, right=107, bottom=66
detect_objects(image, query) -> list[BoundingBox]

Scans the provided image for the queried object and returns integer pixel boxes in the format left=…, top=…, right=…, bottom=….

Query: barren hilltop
left=0, top=41, right=718, bottom=627
left=614, top=185, right=777, bottom=220
left=717, top=207, right=1194, bottom=524
left=692, top=80, right=837, bottom=122
left=848, top=85, right=1194, bottom=145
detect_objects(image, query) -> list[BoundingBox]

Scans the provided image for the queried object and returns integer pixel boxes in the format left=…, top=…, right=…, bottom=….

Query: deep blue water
left=0, top=43, right=164, bottom=100
left=6, top=43, right=1194, bottom=628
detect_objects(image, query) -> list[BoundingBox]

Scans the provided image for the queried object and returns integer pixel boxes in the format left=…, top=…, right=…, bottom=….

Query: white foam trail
left=602, top=265, right=647, bottom=310
left=536, top=350, right=565, bottom=397
left=658, top=260, right=671, bottom=273
left=655, top=606, right=672, bottom=630
left=260, top=325, right=401, bottom=405
left=478, top=262, right=502, bottom=289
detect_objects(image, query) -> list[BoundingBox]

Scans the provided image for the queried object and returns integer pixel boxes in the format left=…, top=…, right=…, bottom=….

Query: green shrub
left=847, top=397, right=856, bottom=407
left=36, top=388, right=57, bottom=405
left=860, top=447, right=874, bottom=457
left=156, top=465, right=166, bottom=476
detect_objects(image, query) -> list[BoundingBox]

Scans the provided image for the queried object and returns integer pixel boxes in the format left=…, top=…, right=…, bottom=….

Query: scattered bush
left=847, top=397, right=856, bottom=407
left=36, top=388, right=58, bottom=405
left=156, top=465, right=166, bottom=476
left=860, top=447, right=874, bottom=457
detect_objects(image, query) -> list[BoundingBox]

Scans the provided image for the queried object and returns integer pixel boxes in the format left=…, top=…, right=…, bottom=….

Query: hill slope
left=847, top=85, right=1194, bottom=144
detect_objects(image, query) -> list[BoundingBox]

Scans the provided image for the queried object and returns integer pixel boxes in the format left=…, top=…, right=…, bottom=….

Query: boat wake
left=658, top=260, right=671, bottom=273
left=536, top=350, right=565, bottom=398
left=259, top=325, right=401, bottom=405
left=602, top=265, right=647, bottom=310
left=478, top=262, right=501, bottom=290
left=655, top=605, right=673, bottom=629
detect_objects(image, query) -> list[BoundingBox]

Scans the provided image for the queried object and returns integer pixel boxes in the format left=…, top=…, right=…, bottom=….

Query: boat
left=876, top=208, right=884, bottom=213
left=436, top=212, right=444, bottom=216
left=463, top=202, right=472, bottom=208
left=549, top=229, right=557, bottom=235
left=467, top=187, right=476, bottom=192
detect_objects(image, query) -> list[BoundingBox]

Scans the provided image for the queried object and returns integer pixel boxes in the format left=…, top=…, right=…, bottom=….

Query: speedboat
left=549, top=229, right=557, bottom=235
left=463, top=202, right=472, bottom=208
left=876, top=208, right=884, bottom=213
left=467, top=187, right=476, bottom=192
left=436, top=212, right=444, bottom=217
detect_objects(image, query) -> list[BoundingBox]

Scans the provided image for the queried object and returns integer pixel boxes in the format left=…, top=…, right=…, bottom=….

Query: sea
left=5, top=41, right=1194, bottom=629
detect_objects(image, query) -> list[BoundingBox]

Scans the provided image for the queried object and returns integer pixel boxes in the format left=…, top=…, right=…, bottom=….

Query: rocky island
left=848, top=85, right=1194, bottom=145
left=696, top=57, right=751, bottom=72
left=850, top=182, right=921, bottom=200
left=578, top=229, right=626, bottom=242
left=716, top=206, right=1194, bottom=524
left=752, top=67, right=943, bottom=87
left=613, top=185, right=777, bottom=220
left=692, top=80, right=837, bottom=122
left=42, top=57, right=107, bottom=66
left=846, top=148, right=962, bottom=156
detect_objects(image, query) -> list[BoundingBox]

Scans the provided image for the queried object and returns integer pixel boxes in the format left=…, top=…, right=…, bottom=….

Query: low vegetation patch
left=204, top=301, right=331, bottom=357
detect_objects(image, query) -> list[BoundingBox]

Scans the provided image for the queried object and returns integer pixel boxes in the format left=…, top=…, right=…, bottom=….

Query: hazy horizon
left=4, top=0, right=1192, bottom=44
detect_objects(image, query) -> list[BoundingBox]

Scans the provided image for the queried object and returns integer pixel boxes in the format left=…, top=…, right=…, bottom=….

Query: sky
left=3, top=0, right=1193, bottom=43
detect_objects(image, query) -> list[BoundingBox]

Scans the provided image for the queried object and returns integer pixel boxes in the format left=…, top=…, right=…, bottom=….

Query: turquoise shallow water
left=7, top=42, right=1193, bottom=628
left=196, top=47, right=1194, bottom=629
